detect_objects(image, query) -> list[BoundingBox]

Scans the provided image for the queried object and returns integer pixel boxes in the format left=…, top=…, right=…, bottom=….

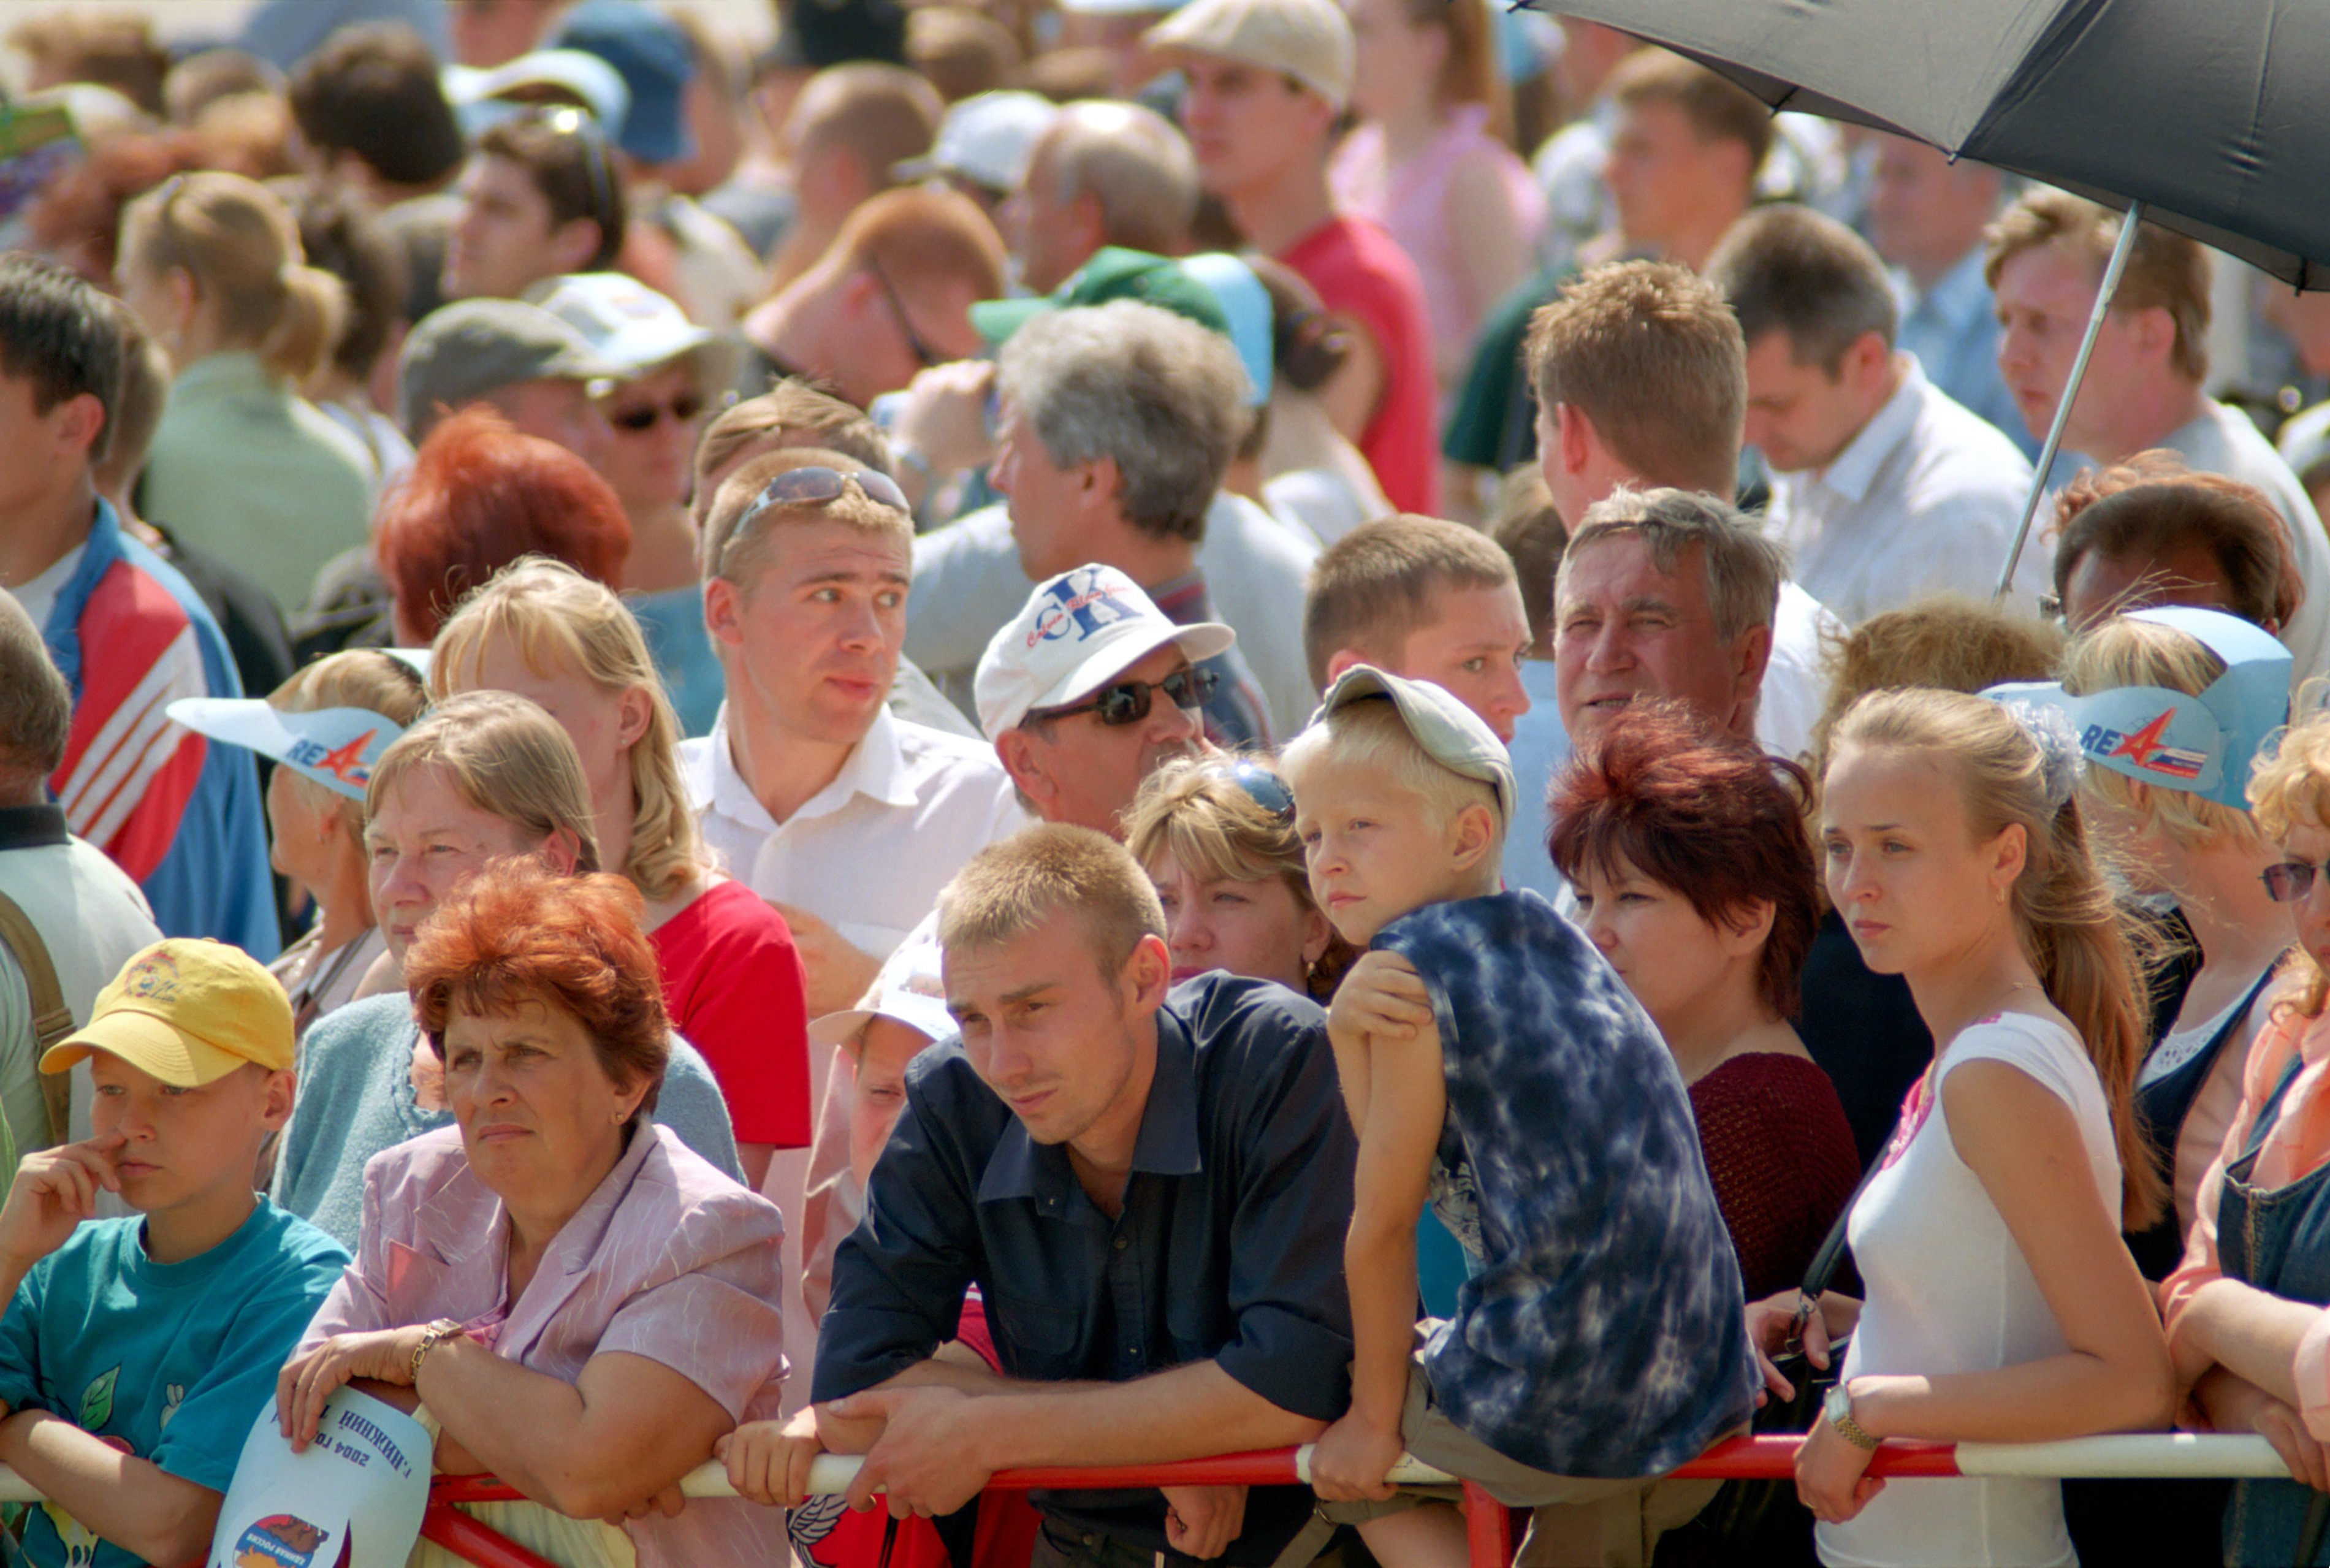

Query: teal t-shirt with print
left=0, top=1200, right=349, bottom=1567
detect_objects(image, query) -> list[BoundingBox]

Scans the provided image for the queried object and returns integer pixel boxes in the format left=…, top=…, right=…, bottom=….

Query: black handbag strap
left=1784, top=1122, right=1897, bottom=1352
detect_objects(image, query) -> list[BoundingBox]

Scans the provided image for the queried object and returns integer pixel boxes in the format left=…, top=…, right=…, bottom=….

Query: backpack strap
left=0, top=888, right=74, bottom=1151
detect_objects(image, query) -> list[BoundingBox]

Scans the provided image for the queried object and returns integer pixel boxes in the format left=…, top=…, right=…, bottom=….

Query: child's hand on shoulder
left=0, top=1133, right=124, bottom=1269
left=1328, top=952, right=1434, bottom=1046
left=718, top=1407, right=826, bottom=1507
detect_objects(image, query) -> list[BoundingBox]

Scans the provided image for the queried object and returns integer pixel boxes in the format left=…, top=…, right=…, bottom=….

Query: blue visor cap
left=1985, top=606, right=2291, bottom=809
left=166, top=701, right=408, bottom=801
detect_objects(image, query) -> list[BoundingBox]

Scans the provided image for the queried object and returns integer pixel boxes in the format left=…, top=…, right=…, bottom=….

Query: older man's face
left=1554, top=535, right=1762, bottom=745
left=1008, top=642, right=1206, bottom=836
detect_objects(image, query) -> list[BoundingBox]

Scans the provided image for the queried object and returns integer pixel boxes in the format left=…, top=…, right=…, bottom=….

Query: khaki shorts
left=1322, top=1354, right=1729, bottom=1568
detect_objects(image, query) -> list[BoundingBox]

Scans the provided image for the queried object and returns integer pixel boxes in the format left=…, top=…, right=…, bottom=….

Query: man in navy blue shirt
left=801, top=823, right=1356, bottom=1568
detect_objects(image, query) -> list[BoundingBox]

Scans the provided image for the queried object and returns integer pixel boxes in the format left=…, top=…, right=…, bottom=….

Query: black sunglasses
left=2263, top=858, right=2330, bottom=902
left=865, top=259, right=945, bottom=369
left=1034, top=667, right=1219, bottom=728
left=740, top=464, right=910, bottom=520
left=1224, top=760, right=1294, bottom=821
left=606, top=389, right=706, bottom=432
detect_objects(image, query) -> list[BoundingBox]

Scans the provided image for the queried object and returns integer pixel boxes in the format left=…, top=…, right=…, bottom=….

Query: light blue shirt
left=0, top=1202, right=349, bottom=1567
left=628, top=584, right=723, bottom=739
left=1501, top=660, right=1569, bottom=904
left=1895, top=247, right=2035, bottom=457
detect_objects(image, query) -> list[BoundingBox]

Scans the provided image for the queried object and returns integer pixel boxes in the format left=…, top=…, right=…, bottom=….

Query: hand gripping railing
left=17, top=1433, right=2304, bottom=1568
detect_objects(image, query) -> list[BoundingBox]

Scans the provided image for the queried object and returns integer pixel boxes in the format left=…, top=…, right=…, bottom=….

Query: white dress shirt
left=680, top=702, right=1029, bottom=968
left=2162, top=399, right=2330, bottom=688
left=1765, top=357, right=2047, bottom=626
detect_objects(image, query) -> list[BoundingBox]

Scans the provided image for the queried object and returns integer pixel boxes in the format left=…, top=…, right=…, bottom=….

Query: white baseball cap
left=975, top=564, right=1235, bottom=740
left=810, top=924, right=955, bottom=1049
left=1311, top=664, right=1516, bottom=822
left=1146, top=0, right=1354, bottom=110
left=165, top=701, right=408, bottom=802
left=895, top=90, right=1059, bottom=195
left=528, top=272, right=735, bottom=386
left=442, top=50, right=632, bottom=140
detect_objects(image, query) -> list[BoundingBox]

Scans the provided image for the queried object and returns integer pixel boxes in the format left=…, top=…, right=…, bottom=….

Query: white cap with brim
left=166, top=701, right=408, bottom=802
left=975, top=564, right=1235, bottom=740
left=894, top=90, right=1060, bottom=194
left=1145, top=0, right=1353, bottom=110
left=528, top=271, right=740, bottom=389
left=810, top=924, right=956, bottom=1049
left=1311, top=664, right=1516, bottom=822
left=443, top=50, right=632, bottom=140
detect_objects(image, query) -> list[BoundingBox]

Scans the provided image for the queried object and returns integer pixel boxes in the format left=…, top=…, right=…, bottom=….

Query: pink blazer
left=302, top=1121, right=790, bottom=1566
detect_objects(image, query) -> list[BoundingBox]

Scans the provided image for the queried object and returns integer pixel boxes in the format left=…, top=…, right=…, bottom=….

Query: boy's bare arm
left=0, top=1410, right=221, bottom=1566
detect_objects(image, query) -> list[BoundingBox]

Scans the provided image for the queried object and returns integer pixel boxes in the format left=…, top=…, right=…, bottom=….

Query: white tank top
left=1817, top=1011, right=2120, bottom=1568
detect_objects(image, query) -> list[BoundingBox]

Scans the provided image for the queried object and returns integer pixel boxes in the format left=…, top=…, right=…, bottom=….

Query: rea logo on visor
left=1027, top=569, right=1143, bottom=649
left=285, top=729, right=378, bottom=787
left=2083, top=713, right=2207, bottom=781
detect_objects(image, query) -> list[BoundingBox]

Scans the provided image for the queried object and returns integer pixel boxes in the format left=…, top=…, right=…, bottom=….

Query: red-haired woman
left=1550, top=701, right=1860, bottom=1298
left=278, top=860, right=786, bottom=1566
left=375, top=405, right=632, bottom=645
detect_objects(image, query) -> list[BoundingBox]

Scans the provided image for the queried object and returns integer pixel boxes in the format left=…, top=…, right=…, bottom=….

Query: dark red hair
left=403, top=860, right=670, bottom=1113
left=375, top=406, right=630, bottom=640
left=1547, top=701, right=1818, bottom=1019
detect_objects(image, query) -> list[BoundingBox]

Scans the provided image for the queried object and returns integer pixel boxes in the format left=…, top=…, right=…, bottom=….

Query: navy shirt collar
left=977, top=1009, right=1205, bottom=1210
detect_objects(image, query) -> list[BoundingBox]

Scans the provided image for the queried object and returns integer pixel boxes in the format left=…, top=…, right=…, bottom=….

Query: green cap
left=970, top=247, right=1232, bottom=346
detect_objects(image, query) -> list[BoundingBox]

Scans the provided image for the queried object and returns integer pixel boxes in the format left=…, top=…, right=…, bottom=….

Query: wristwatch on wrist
left=409, top=1318, right=466, bottom=1383
left=1824, top=1383, right=1882, bottom=1452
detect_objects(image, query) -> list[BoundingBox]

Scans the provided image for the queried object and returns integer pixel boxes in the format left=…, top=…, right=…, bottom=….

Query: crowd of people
left=12, top=2, right=2330, bottom=1567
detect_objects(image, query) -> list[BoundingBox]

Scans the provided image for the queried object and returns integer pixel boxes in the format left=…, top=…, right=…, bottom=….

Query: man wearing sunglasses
left=976, top=564, right=1243, bottom=839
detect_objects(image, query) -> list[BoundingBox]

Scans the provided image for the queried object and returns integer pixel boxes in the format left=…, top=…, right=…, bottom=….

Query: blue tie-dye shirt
left=1376, top=889, right=1757, bottom=1479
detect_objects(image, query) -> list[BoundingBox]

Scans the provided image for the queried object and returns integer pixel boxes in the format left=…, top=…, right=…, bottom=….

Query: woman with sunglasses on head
left=1761, top=687, right=2172, bottom=1568
left=1124, top=755, right=1357, bottom=1002
left=1550, top=701, right=1860, bottom=1303
left=535, top=273, right=739, bottom=737
left=430, top=559, right=810, bottom=1190
left=2159, top=699, right=2330, bottom=1565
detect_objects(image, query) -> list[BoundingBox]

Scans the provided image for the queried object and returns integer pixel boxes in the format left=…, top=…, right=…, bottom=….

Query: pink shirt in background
left=1279, top=214, right=1441, bottom=516
left=1330, top=106, right=1546, bottom=389
left=302, top=1122, right=790, bottom=1567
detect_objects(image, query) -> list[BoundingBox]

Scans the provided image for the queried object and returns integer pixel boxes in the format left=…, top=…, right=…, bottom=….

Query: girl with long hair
left=1759, top=688, right=2172, bottom=1567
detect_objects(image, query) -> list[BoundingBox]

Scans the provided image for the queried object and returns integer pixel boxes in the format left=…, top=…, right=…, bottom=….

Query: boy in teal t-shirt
left=0, top=939, right=349, bottom=1568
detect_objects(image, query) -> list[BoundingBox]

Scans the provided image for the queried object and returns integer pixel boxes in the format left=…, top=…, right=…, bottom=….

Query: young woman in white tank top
left=1747, top=688, right=2173, bottom=1567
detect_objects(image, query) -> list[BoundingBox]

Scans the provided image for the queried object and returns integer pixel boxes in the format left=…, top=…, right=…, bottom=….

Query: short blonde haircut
left=366, top=690, right=603, bottom=874
left=701, top=446, right=915, bottom=585
left=268, top=649, right=430, bottom=829
left=2061, top=616, right=2266, bottom=856
left=1279, top=698, right=1504, bottom=858
left=937, top=824, right=1165, bottom=977
left=428, top=559, right=707, bottom=901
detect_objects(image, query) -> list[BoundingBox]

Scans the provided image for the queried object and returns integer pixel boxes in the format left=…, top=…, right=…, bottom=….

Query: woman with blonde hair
left=1330, top=0, right=1544, bottom=398
left=1759, top=687, right=2172, bottom=1567
left=115, top=170, right=375, bottom=614
left=1123, top=755, right=1354, bottom=1001
left=2160, top=701, right=2330, bottom=1564
left=431, top=558, right=809, bottom=1186
left=167, top=649, right=428, bottom=1029
left=270, top=689, right=745, bottom=1248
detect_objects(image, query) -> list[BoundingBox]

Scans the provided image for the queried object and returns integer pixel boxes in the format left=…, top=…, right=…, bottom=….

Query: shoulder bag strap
left=0, top=889, right=73, bottom=1151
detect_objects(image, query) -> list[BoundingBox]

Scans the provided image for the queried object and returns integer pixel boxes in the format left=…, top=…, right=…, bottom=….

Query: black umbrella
left=1546, top=0, right=2330, bottom=588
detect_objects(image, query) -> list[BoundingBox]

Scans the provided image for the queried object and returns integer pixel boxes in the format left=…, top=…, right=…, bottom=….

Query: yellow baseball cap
left=42, top=939, right=296, bottom=1086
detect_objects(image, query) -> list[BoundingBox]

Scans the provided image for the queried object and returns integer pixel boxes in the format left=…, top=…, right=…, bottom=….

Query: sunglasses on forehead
left=1223, top=759, right=1294, bottom=821
left=1032, top=666, right=1219, bottom=728
left=737, top=465, right=911, bottom=524
left=507, top=104, right=617, bottom=224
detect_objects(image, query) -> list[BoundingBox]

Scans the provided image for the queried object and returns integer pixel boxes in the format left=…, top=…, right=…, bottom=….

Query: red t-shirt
left=652, top=878, right=813, bottom=1147
left=1279, top=213, right=1440, bottom=515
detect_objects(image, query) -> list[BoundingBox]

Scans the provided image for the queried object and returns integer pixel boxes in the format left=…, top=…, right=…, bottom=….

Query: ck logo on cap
left=1026, top=568, right=1141, bottom=649
left=286, top=729, right=378, bottom=787
left=122, top=951, right=183, bottom=1003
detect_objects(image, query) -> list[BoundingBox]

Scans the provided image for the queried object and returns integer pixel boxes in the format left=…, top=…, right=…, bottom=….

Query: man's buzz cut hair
left=1301, top=515, right=1518, bottom=692
left=937, top=823, right=1167, bottom=979
left=1280, top=697, right=1504, bottom=854
left=1526, top=261, right=1745, bottom=498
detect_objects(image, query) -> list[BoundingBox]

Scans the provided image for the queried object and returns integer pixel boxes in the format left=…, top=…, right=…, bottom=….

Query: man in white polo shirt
left=1707, top=204, right=2044, bottom=624
left=682, top=457, right=1027, bottom=1020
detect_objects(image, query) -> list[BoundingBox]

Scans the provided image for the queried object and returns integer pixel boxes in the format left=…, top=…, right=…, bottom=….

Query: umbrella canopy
left=1550, top=0, right=2330, bottom=289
